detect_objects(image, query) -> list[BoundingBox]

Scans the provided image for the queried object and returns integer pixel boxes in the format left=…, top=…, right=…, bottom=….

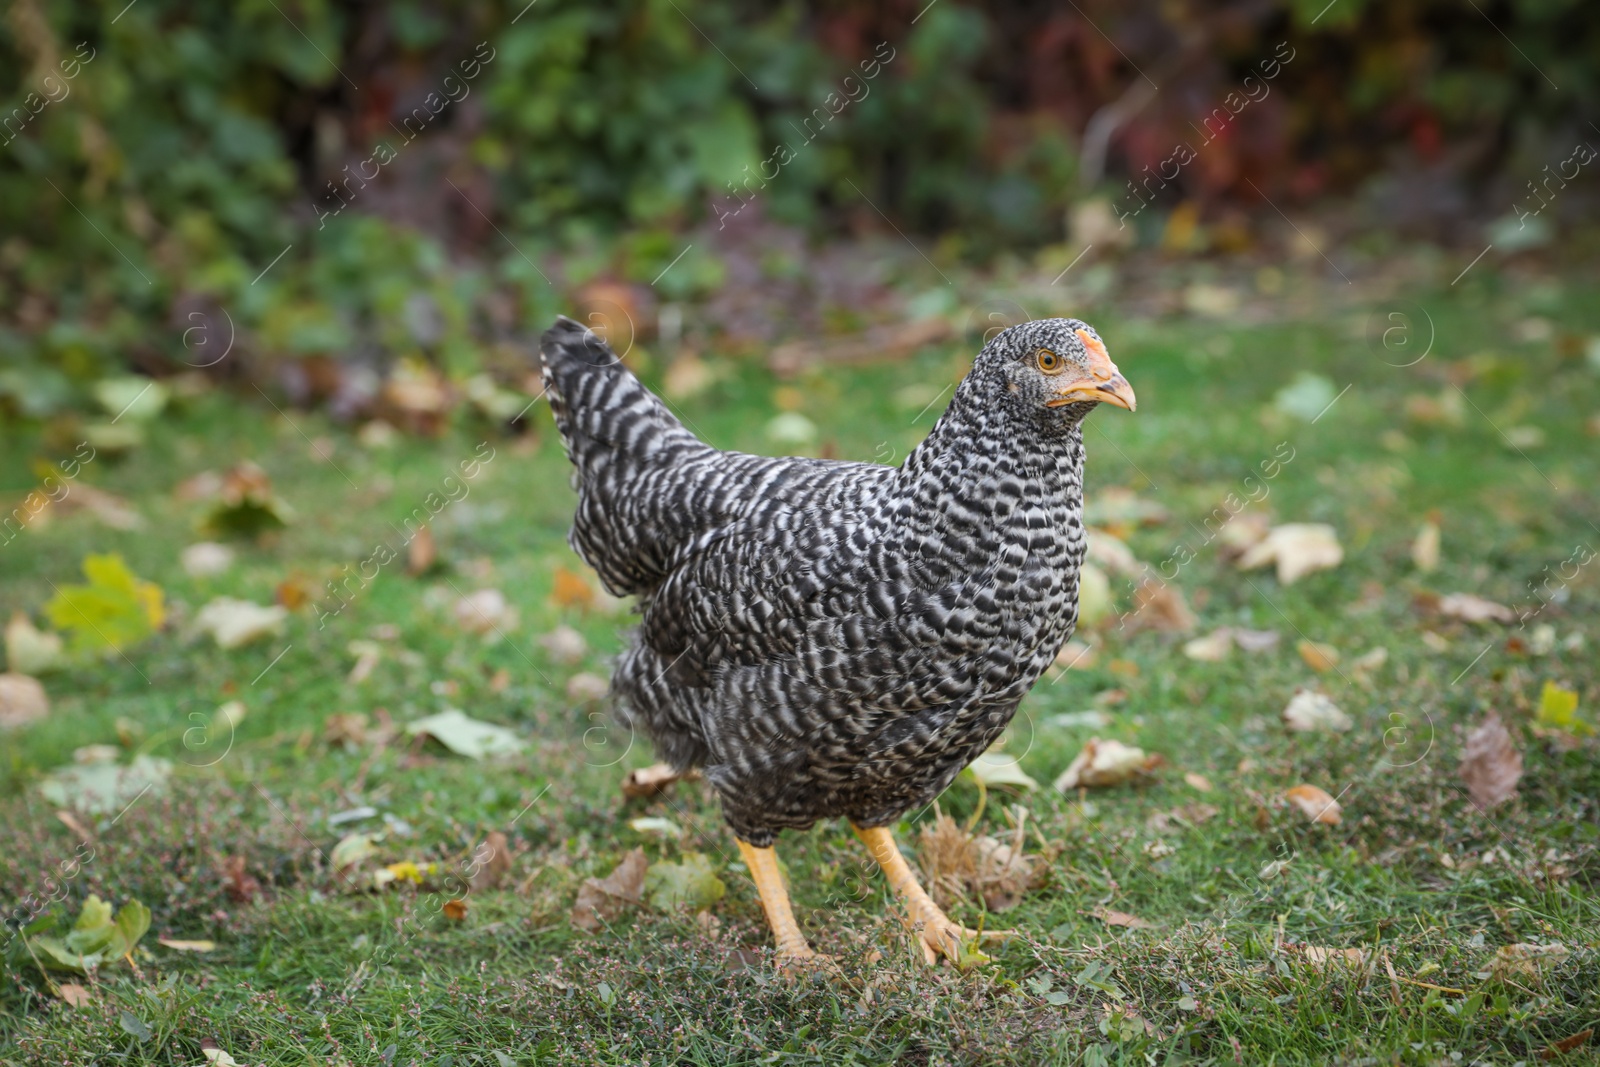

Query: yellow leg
left=852, top=823, right=1012, bottom=966
left=736, top=839, right=818, bottom=965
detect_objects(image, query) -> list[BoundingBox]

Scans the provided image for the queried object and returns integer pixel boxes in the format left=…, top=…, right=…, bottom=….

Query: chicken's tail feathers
left=539, top=314, right=696, bottom=470
left=539, top=315, right=715, bottom=596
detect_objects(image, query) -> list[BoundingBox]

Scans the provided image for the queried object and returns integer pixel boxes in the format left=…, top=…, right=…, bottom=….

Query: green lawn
left=2, top=274, right=1597, bottom=1065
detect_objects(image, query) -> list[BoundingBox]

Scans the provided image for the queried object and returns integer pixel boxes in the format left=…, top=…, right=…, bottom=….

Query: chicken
left=540, top=314, right=1135, bottom=965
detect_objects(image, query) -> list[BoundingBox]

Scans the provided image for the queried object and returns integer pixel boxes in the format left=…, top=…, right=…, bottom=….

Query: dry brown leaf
left=454, top=589, right=517, bottom=634
left=1126, top=579, right=1197, bottom=634
left=469, top=831, right=512, bottom=892
left=571, top=848, right=647, bottom=932
left=1459, top=713, right=1522, bottom=810
left=566, top=672, right=609, bottom=702
left=1053, top=739, right=1161, bottom=791
left=1089, top=906, right=1154, bottom=930
left=1216, top=511, right=1272, bottom=556
left=1053, top=638, right=1098, bottom=671
left=55, top=809, right=94, bottom=845
left=1539, top=1028, right=1592, bottom=1060
left=274, top=575, right=312, bottom=611
left=1439, top=593, right=1516, bottom=625
left=622, top=763, right=692, bottom=799
left=1296, top=640, right=1341, bottom=672
left=1086, top=530, right=1142, bottom=577
left=1233, top=628, right=1280, bottom=653
left=1299, top=945, right=1366, bottom=970
left=56, top=983, right=92, bottom=1007
left=0, top=673, right=49, bottom=729
left=407, top=525, right=437, bottom=576
left=1237, top=523, right=1343, bottom=584
left=1282, top=689, right=1352, bottom=733
left=221, top=854, right=262, bottom=903
left=538, top=625, right=588, bottom=665
left=1490, top=942, right=1569, bottom=978
left=1184, top=772, right=1213, bottom=792
left=1183, top=629, right=1233, bottom=662
left=1286, top=784, right=1342, bottom=825
left=550, top=566, right=596, bottom=611
left=917, top=806, right=1037, bottom=913
left=1412, top=519, right=1441, bottom=572
left=441, top=898, right=468, bottom=921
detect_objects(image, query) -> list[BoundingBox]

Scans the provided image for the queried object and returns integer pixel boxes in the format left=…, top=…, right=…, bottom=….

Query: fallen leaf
left=56, top=983, right=92, bottom=1007
left=1089, top=906, right=1154, bottom=930
left=1539, top=1028, right=1593, bottom=1060
left=538, top=625, right=588, bottom=664
left=644, top=853, right=726, bottom=912
left=1053, top=739, right=1160, bottom=791
left=199, top=1040, right=242, bottom=1066
left=1237, top=523, right=1343, bottom=584
left=1489, top=941, right=1569, bottom=978
left=1297, top=640, right=1341, bottom=672
left=566, top=672, right=609, bottom=702
left=5, top=613, right=64, bottom=674
left=1286, top=784, right=1342, bottom=825
left=1412, top=519, right=1441, bottom=572
left=199, top=462, right=293, bottom=539
left=194, top=597, right=288, bottom=650
left=1184, top=772, right=1213, bottom=792
left=0, top=672, right=49, bottom=729
left=180, top=542, right=235, bottom=578
left=1183, top=629, right=1233, bottom=662
left=1082, top=486, right=1169, bottom=530
left=967, top=751, right=1039, bottom=791
left=628, top=816, right=683, bottom=838
left=571, top=848, right=648, bottom=931
left=454, top=589, right=518, bottom=635
left=407, top=525, right=437, bottom=576
left=1439, top=593, right=1516, bottom=625
left=469, top=831, right=513, bottom=892
left=93, top=376, right=169, bottom=422
left=45, top=553, right=165, bottom=654
left=918, top=806, right=1038, bottom=913
left=274, top=574, right=312, bottom=611
left=1086, top=530, right=1142, bottom=577
left=221, top=855, right=262, bottom=903
left=39, top=754, right=170, bottom=814
left=550, top=567, right=596, bottom=612
left=1459, top=713, right=1522, bottom=810
left=1232, top=628, right=1280, bottom=653
left=1535, top=681, right=1591, bottom=736
left=1350, top=647, right=1389, bottom=674
left=346, top=640, right=382, bottom=684
left=622, top=763, right=687, bottom=799
left=1299, top=944, right=1366, bottom=969
left=330, top=832, right=382, bottom=872
left=1052, top=638, right=1097, bottom=670
left=156, top=938, right=216, bottom=952
left=1282, top=689, right=1352, bottom=733
left=441, top=898, right=468, bottom=920
left=1076, top=562, right=1114, bottom=628
left=28, top=895, right=151, bottom=972
left=1216, top=511, right=1272, bottom=556
left=1125, top=579, right=1196, bottom=634
left=406, top=709, right=525, bottom=760
left=1273, top=372, right=1338, bottom=420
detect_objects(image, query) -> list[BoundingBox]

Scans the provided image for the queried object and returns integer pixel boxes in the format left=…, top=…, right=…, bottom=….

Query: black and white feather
left=540, top=315, right=1110, bottom=846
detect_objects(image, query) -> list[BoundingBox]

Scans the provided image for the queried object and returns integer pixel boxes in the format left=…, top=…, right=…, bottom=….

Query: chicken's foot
left=852, top=823, right=1013, bottom=966
left=736, top=839, right=826, bottom=970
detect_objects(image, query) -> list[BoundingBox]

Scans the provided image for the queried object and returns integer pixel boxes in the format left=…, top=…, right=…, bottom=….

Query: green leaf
left=38, top=754, right=171, bottom=815
left=119, top=1011, right=152, bottom=1041
left=643, top=852, right=726, bottom=912
left=44, top=553, right=165, bottom=655
left=28, top=895, right=151, bottom=973
left=92, top=377, right=169, bottom=422
left=406, top=709, right=525, bottom=759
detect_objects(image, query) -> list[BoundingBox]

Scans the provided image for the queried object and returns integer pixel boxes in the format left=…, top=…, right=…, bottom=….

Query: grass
left=1, top=271, right=1598, bottom=1065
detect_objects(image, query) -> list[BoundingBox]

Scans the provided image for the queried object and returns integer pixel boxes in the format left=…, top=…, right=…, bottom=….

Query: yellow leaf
left=44, top=554, right=164, bottom=654
left=1537, top=681, right=1590, bottom=735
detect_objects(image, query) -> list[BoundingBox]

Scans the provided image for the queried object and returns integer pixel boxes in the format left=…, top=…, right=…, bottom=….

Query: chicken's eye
left=1034, top=348, right=1064, bottom=374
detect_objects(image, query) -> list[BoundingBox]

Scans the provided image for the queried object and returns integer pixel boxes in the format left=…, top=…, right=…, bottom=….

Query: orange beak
left=1045, top=329, right=1137, bottom=411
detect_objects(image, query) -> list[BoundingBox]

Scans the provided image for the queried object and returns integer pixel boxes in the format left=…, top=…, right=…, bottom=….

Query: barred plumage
left=540, top=314, right=1134, bottom=847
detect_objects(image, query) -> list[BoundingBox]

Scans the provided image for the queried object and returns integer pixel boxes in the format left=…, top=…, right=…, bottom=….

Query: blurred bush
left=0, top=0, right=1594, bottom=409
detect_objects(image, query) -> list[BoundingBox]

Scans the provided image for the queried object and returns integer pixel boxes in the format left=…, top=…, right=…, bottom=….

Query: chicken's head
left=980, top=317, right=1136, bottom=420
